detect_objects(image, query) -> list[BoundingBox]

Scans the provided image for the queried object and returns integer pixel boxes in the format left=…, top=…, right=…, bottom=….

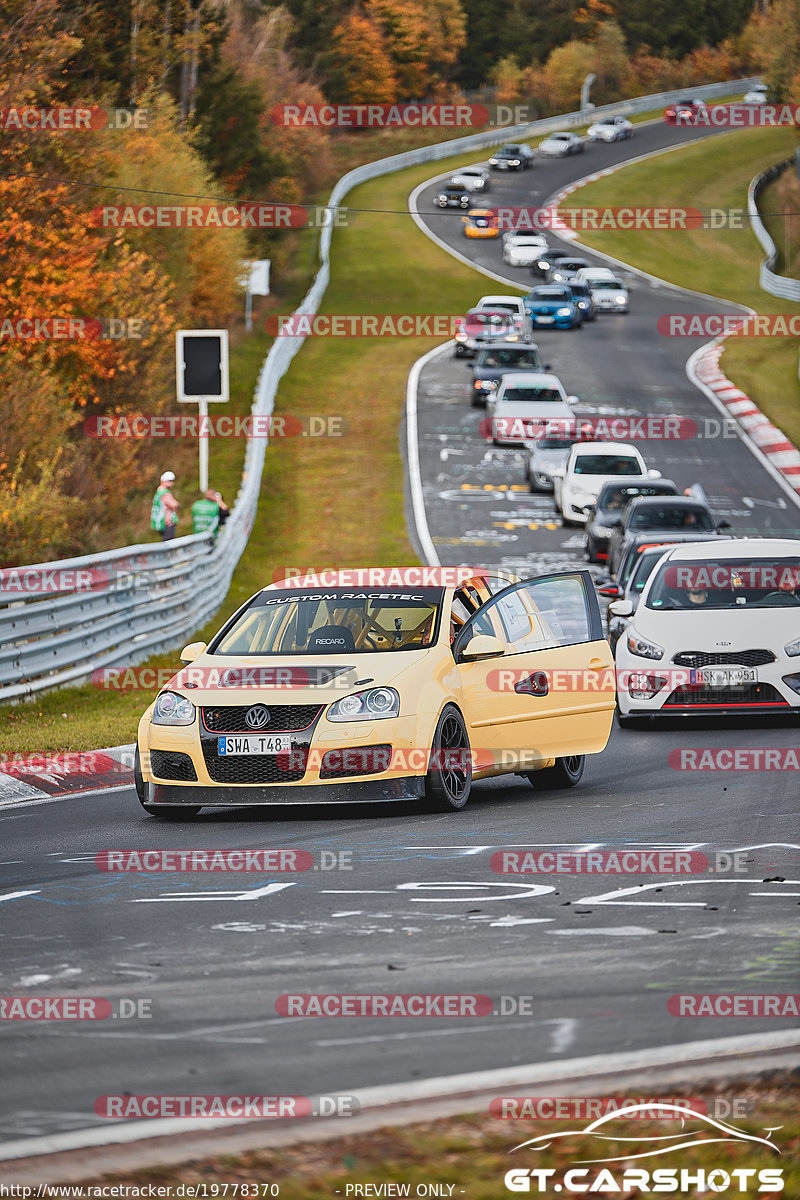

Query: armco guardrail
left=748, top=158, right=800, bottom=301
left=0, top=76, right=759, bottom=701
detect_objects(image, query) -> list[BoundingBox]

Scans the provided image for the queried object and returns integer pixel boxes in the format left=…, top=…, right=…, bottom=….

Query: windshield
left=629, top=505, right=715, bottom=531
left=591, top=280, right=625, bottom=291
left=629, top=550, right=671, bottom=594
left=532, top=289, right=571, bottom=300
left=476, top=347, right=541, bottom=367
left=468, top=312, right=511, bottom=327
left=537, top=437, right=575, bottom=450
left=501, top=387, right=563, bottom=403
left=211, top=588, right=443, bottom=654
left=574, top=455, right=641, bottom=475
left=598, top=484, right=670, bottom=510
left=646, top=558, right=800, bottom=610
left=499, top=146, right=521, bottom=154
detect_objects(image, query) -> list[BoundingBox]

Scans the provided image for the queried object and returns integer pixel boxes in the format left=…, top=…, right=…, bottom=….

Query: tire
left=425, top=705, right=472, bottom=811
left=585, top=538, right=597, bottom=563
left=135, top=745, right=202, bottom=819
left=529, top=755, right=584, bottom=789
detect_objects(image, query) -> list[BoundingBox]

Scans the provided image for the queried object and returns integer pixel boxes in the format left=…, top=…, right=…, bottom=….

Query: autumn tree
left=325, top=10, right=398, bottom=104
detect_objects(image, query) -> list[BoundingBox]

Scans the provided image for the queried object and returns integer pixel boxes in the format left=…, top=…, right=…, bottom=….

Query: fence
left=0, top=76, right=760, bottom=701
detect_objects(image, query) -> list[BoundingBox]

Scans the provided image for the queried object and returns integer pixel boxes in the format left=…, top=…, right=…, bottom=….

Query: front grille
left=201, top=705, right=323, bottom=733
left=664, top=683, right=788, bottom=709
left=202, top=744, right=309, bottom=784
left=320, top=745, right=393, bottom=780
left=673, top=650, right=776, bottom=669
left=150, top=750, right=198, bottom=782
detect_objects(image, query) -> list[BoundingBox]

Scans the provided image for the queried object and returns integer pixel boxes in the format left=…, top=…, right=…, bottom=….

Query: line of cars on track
left=451, top=289, right=800, bottom=728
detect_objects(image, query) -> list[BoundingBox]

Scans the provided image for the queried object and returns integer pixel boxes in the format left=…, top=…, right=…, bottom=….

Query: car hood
left=474, top=364, right=541, bottom=380
left=566, top=472, right=643, bottom=494
left=631, top=606, right=800, bottom=649
left=164, top=648, right=435, bottom=706
left=493, top=401, right=571, bottom=420
left=623, top=528, right=719, bottom=543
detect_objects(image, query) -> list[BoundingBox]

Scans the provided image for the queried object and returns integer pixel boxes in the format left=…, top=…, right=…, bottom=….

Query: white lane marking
left=395, top=881, right=556, bottom=902
left=0, top=890, right=40, bottom=904
left=576, top=879, right=800, bottom=906
left=550, top=1018, right=577, bottom=1053
left=211, top=922, right=267, bottom=933
left=549, top=925, right=655, bottom=936
left=133, top=882, right=297, bottom=904
left=489, top=917, right=554, bottom=927
left=406, top=340, right=449, bottom=567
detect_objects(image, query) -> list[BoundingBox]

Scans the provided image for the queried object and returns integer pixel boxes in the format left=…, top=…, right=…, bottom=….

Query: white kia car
left=587, top=115, right=633, bottom=142
left=613, top=539, right=800, bottom=724
left=552, top=442, right=659, bottom=525
left=486, top=373, right=578, bottom=447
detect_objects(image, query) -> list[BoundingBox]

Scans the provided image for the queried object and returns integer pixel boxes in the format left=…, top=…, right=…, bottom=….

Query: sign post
left=241, top=260, right=271, bottom=331
left=176, top=330, right=229, bottom=491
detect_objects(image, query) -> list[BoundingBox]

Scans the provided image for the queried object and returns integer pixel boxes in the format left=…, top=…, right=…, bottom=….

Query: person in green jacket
left=191, top=488, right=230, bottom=541
left=150, top=471, right=179, bottom=540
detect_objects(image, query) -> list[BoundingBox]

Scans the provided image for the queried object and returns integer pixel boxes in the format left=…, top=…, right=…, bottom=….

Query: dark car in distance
left=469, top=340, right=547, bottom=406
left=584, top=480, right=679, bottom=563
left=607, top=494, right=731, bottom=578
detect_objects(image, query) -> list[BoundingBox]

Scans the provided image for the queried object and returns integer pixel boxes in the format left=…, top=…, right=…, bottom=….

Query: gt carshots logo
left=503, top=1103, right=783, bottom=1192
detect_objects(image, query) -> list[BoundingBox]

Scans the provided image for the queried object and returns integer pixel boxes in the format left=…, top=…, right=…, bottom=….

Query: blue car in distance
left=524, top=285, right=580, bottom=330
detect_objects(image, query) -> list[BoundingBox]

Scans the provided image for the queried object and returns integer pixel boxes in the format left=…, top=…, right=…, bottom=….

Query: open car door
left=453, top=571, right=615, bottom=772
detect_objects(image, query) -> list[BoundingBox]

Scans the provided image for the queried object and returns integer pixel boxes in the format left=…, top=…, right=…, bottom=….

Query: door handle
left=587, top=657, right=610, bottom=671
left=515, top=671, right=549, bottom=697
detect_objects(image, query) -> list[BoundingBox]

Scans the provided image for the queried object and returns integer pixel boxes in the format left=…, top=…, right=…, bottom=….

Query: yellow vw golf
left=134, top=569, right=615, bottom=817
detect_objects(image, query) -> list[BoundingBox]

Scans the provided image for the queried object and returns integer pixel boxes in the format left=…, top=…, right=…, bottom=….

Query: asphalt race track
left=1, top=117, right=799, bottom=1159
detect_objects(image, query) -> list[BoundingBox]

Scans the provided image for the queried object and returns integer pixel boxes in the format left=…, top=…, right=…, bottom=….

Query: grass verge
left=557, top=126, right=800, bottom=448
left=64, top=1085, right=800, bottom=1193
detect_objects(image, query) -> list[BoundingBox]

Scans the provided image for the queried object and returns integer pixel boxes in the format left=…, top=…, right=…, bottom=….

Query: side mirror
left=608, top=599, right=633, bottom=617
left=647, top=469, right=662, bottom=478
left=460, top=634, right=505, bottom=661
left=544, top=363, right=552, bottom=370
left=608, top=516, right=623, bottom=528
left=179, top=641, right=207, bottom=664
left=583, top=503, right=596, bottom=514
left=597, top=583, right=621, bottom=598
left=717, top=519, right=732, bottom=530
left=566, top=394, right=579, bottom=405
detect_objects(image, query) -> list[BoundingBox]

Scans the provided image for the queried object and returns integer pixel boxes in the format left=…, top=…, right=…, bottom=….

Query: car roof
left=579, top=267, right=617, bottom=277
left=476, top=336, right=537, bottom=348
left=599, top=478, right=677, bottom=496
left=573, top=441, right=641, bottom=454
left=466, top=208, right=493, bottom=216
left=657, top=538, right=800, bottom=560
left=499, top=371, right=563, bottom=387
left=627, top=494, right=707, bottom=508
left=479, top=295, right=523, bottom=303
left=465, top=307, right=513, bottom=317
left=547, top=131, right=573, bottom=137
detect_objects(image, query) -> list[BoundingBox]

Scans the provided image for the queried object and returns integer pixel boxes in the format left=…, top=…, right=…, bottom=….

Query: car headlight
left=488, top=158, right=498, bottom=165
left=537, top=260, right=549, bottom=270
left=616, top=295, right=627, bottom=304
left=591, top=523, right=615, bottom=536
left=475, top=379, right=496, bottom=390
left=785, top=637, right=800, bottom=657
left=626, top=631, right=664, bottom=661
left=556, top=307, right=572, bottom=316
left=152, top=691, right=196, bottom=725
left=327, top=687, right=400, bottom=722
